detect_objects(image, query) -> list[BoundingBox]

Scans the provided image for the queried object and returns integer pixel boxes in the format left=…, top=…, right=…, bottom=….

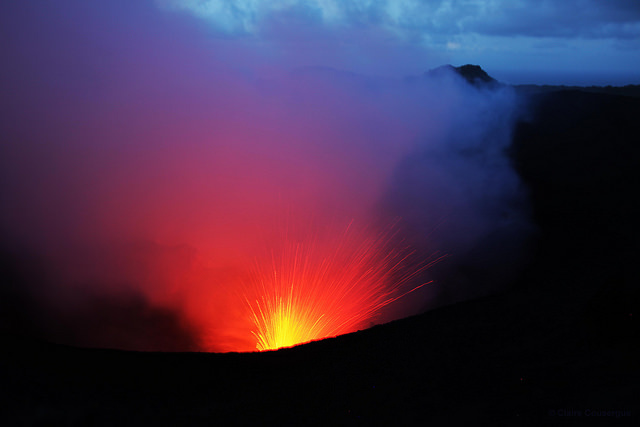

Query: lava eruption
left=0, top=1, right=531, bottom=353
left=242, top=222, right=443, bottom=351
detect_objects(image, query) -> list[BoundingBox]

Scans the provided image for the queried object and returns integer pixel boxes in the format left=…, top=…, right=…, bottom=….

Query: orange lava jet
left=244, top=222, right=441, bottom=351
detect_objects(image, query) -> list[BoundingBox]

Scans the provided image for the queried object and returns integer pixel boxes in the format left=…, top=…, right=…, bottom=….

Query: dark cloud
left=465, top=0, right=640, bottom=39
left=0, top=242, right=203, bottom=352
left=160, top=0, right=640, bottom=40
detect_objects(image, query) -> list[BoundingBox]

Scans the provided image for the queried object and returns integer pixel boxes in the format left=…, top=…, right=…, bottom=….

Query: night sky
left=0, top=0, right=637, bottom=352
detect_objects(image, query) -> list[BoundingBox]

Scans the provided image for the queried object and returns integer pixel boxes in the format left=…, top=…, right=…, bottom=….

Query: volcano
left=1, top=79, right=638, bottom=425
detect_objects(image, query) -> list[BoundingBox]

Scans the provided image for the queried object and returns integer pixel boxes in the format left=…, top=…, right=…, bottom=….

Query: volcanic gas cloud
left=0, top=1, right=531, bottom=352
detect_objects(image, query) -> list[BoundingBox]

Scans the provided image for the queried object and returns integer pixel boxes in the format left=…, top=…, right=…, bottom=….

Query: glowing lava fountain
left=244, top=223, right=442, bottom=351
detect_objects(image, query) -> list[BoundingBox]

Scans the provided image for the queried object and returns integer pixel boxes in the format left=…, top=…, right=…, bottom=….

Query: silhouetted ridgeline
left=427, top=64, right=501, bottom=88
left=514, top=83, right=640, bottom=98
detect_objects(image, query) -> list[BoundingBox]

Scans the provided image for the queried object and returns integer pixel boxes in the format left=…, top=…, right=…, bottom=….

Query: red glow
left=0, top=1, right=529, bottom=354
left=241, top=222, right=441, bottom=351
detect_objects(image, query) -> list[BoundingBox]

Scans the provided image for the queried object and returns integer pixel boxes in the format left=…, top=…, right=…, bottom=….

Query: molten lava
left=244, top=223, right=439, bottom=351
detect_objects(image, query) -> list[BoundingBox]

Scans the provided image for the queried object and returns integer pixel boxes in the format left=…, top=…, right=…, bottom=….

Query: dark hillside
left=511, top=90, right=640, bottom=250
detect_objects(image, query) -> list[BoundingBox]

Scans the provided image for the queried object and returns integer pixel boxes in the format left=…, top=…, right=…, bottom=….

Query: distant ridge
left=426, top=64, right=500, bottom=87
left=423, top=64, right=640, bottom=96
left=513, top=83, right=640, bottom=98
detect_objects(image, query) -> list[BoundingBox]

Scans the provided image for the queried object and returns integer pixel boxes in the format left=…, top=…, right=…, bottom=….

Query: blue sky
left=158, top=0, right=640, bottom=84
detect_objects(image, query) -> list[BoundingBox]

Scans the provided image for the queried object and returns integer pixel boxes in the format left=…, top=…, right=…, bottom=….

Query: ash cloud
left=0, top=1, right=533, bottom=351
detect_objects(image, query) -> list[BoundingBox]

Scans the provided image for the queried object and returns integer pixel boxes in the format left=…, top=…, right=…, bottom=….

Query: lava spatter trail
left=243, top=222, right=443, bottom=351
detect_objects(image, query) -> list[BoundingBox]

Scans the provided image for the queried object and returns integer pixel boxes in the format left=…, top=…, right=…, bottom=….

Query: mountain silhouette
left=426, top=64, right=500, bottom=88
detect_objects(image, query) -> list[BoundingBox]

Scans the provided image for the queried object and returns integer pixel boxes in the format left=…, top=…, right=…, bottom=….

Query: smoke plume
left=0, top=1, right=532, bottom=351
